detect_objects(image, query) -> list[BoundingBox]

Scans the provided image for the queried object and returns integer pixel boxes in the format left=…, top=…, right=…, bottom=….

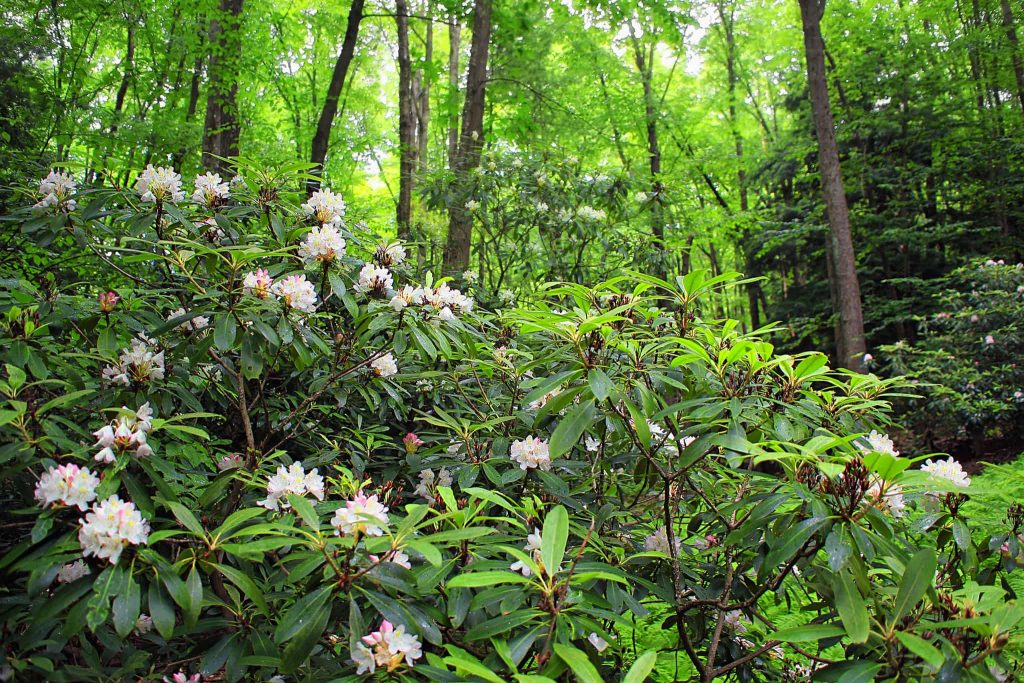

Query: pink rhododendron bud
left=403, top=433, right=423, bottom=454
left=98, top=291, right=120, bottom=313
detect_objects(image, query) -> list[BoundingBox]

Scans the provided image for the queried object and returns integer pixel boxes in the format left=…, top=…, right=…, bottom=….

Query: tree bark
left=414, top=2, right=433, bottom=173
left=396, top=0, right=416, bottom=240
left=308, top=0, right=366, bottom=193
left=442, top=0, right=491, bottom=274
left=1000, top=0, right=1024, bottom=118
left=446, top=19, right=462, bottom=170
left=798, top=0, right=866, bottom=371
left=202, top=0, right=244, bottom=174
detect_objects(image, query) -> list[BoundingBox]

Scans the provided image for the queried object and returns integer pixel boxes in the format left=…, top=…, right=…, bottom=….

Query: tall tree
left=202, top=0, right=244, bottom=174
left=797, top=0, right=866, bottom=370
left=1000, top=0, right=1024, bottom=117
left=414, top=2, right=433, bottom=172
left=446, top=19, right=461, bottom=170
left=396, top=0, right=416, bottom=240
left=308, top=0, right=366, bottom=194
left=442, top=0, right=492, bottom=274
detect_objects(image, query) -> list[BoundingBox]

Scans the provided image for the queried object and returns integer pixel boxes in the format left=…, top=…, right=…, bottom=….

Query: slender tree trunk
left=628, top=23, right=665, bottom=271
left=798, top=0, right=866, bottom=371
left=999, top=0, right=1024, bottom=118
left=396, top=0, right=416, bottom=240
left=446, top=19, right=462, bottom=170
left=442, top=0, right=491, bottom=274
left=202, top=0, right=244, bottom=174
left=308, top=0, right=366, bottom=193
left=415, top=3, right=433, bottom=172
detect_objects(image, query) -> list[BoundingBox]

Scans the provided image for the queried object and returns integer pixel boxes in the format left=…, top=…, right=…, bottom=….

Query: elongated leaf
left=553, top=643, right=602, bottom=683
left=893, top=549, right=936, bottom=623
left=765, top=517, right=828, bottom=568
left=211, top=562, right=270, bottom=616
left=112, top=575, right=140, bottom=637
left=286, top=493, right=320, bottom=530
left=588, top=368, right=614, bottom=402
left=623, top=650, right=658, bottom=683
left=895, top=631, right=944, bottom=669
left=768, top=623, right=845, bottom=642
left=833, top=571, right=869, bottom=643
left=167, top=501, right=206, bottom=538
left=465, top=610, right=543, bottom=641
left=541, top=505, right=569, bottom=575
left=549, top=400, right=595, bottom=459
left=446, top=571, right=532, bottom=588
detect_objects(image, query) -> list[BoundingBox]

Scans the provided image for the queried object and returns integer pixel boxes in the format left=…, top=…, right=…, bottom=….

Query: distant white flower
left=92, top=402, right=155, bottom=462
left=354, top=264, right=393, bottom=297
left=302, top=189, right=346, bottom=226
left=985, top=335, right=995, bottom=345
left=510, top=527, right=542, bottom=576
left=414, top=468, right=452, bottom=499
left=462, top=270, right=479, bottom=285
left=371, top=550, right=412, bottom=569
left=167, top=307, right=210, bottom=333
left=331, top=492, right=390, bottom=537
left=588, top=633, right=609, bottom=652
left=78, top=496, right=150, bottom=564
left=354, top=620, right=422, bottom=674
left=136, top=165, right=184, bottom=204
left=217, top=454, right=244, bottom=471
left=535, top=201, right=549, bottom=213
left=644, top=526, right=681, bottom=556
left=35, top=463, right=100, bottom=510
left=56, top=560, right=91, bottom=583
left=272, top=274, right=317, bottom=313
left=922, top=457, right=971, bottom=489
left=862, top=353, right=874, bottom=366
left=35, top=170, right=77, bottom=212
left=585, top=436, right=601, bottom=452
left=724, top=610, right=747, bottom=633
left=510, top=437, right=551, bottom=470
left=465, top=199, right=480, bottom=212
left=858, top=430, right=899, bottom=457
left=192, top=172, right=229, bottom=207
left=258, top=462, right=325, bottom=511
left=499, top=289, right=515, bottom=303
left=374, top=242, right=407, bottom=267
left=371, top=353, right=398, bottom=378
left=865, top=480, right=906, bottom=517
left=298, top=225, right=346, bottom=263
left=243, top=268, right=274, bottom=299
left=577, top=206, right=606, bottom=221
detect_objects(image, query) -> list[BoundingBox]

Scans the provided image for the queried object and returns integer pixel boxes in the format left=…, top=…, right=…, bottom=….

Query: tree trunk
left=1000, top=0, right=1024, bottom=118
left=442, top=0, right=491, bottom=274
left=396, top=0, right=416, bottom=240
left=415, top=3, right=433, bottom=173
left=202, top=0, right=244, bottom=174
left=446, top=20, right=462, bottom=170
left=628, top=21, right=665, bottom=276
left=308, top=0, right=366, bottom=193
left=798, top=0, right=866, bottom=371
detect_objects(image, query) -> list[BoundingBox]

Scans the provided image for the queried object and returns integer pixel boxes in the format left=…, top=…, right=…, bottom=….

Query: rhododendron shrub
left=0, top=160, right=1022, bottom=682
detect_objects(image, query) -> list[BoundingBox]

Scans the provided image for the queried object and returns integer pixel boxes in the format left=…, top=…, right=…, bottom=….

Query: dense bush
left=877, top=259, right=1024, bottom=454
left=1, top=161, right=1022, bottom=682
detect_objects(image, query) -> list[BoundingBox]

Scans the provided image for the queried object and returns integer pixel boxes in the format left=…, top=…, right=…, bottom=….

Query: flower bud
left=99, top=291, right=120, bottom=313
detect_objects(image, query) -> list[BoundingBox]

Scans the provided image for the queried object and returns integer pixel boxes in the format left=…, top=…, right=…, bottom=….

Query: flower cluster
left=136, top=165, right=184, bottom=204
left=510, top=528, right=542, bottom=576
left=35, top=170, right=77, bottom=212
left=510, top=436, right=551, bottom=470
left=168, top=307, right=210, bottom=333
left=373, top=242, right=407, bottom=267
left=93, top=402, right=155, bottom=463
left=302, top=189, right=346, bottom=226
left=56, top=560, right=91, bottom=583
left=922, top=457, right=972, bottom=489
left=389, top=282, right=474, bottom=323
left=331, top=492, right=390, bottom=537
left=858, top=430, right=899, bottom=457
left=298, top=225, right=347, bottom=263
left=78, top=495, right=150, bottom=564
left=258, top=462, right=325, bottom=511
left=355, top=264, right=394, bottom=297
left=34, top=464, right=100, bottom=510
left=352, top=620, right=423, bottom=675
left=271, top=274, right=318, bottom=312
left=102, top=337, right=165, bottom=386
left=242, top=268, right=274, bottom=298
left=414, top=468, right=452, bottom=498
left=644, top=526, right=682, bottom=556
left=371, top=352, right=398, bottom=378
left=192, top=172, right=229, bottom=207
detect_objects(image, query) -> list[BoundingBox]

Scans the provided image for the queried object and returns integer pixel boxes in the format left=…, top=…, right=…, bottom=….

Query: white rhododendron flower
left=389, top=285, right=419, bottom=311
left=354, top=264, right=393, bottom=296
left=414, top=468, right=452, bottom=499
left=134, top=614, right=154, bottom=635
left=258, top=462, right=325, bottom=511
left=191, top=172, right=229, bottom=206
left=242, top=268, right=274, bottom=298
left=585, top=436, right=601, bottom=452
left=724, top=610, right=748, bottom=633
left=588, top=633, right=609, bottom=652
left=136, top=165, right=184, bottom=204
left=510, top=437, right=551, bottom=470
left=56, top=560, right=91, bottom=583
left=465, top=199, right=480, bottom=212
left=301, top=189, right=346, bottom=226
left=298, top=225, right=346, bottom=263
left=78, top=496, right=150, bottom=564
left=353, top=620, right=422, bottom=674
left=865, top=480, right=906, bottom=517
left=371, top=353, right=398, bottom=378
left=331, top=492, right=390, bottom=537
left=34, top=463, right=100, bottom=510
left=511, top=527, right=542, bottom=576
left=272, top=274, right=317, bottom=312
left=462, top=270, right=478, bottom=284
left=167, top=307, right=210, bottom=332
left=35, top=170, right=77, bottom=212
left=374, top=241, right=407, bottom=267
left=644, top=526, right=681, bottom=556
left=577, top=205, right=607, bottom=221
left=102, top=338, right=165, bottom=386
left=93, top=402, right=155, bottom=463
left=217, top=453, right=244, bottom=471
left=859, top=430, right=899, bottom=457
left=371, top=550, right=412, bottom=569
left=922, top=457, right=971, bottom=489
